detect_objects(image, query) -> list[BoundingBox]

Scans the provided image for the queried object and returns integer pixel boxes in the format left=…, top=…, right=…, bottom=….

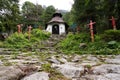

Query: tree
left=0, top=0, right=20, bottom=33
left=22, top=1, right=36, bottom=26
left=72, top=0, right=119, bottom=33
left=21, top=1, right=43, bottom=27
left=42, top=5, right=56, bottom=27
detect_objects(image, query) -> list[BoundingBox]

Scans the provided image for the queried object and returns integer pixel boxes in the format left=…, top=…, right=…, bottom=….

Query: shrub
left=107, top=41, right=118, bottom=49
left=4, top=32, right=29, bottom=48
left=58, top=32, right=120, bottom=55
left=102, top=30, right=120, bottom=42
left=4, top=29, right=51, bottom=48
left=31, top=29, right=51, bottom=40
left=87, top=41, right=107, bottom=50
left=58, top=33, right=90, bottom=51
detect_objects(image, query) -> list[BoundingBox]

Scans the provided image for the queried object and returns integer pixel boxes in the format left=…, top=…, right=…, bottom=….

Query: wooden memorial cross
left=17, top=24, right=21, bottom=34
left=110, top=16, right=117, bottom=30
left=88, top=20, right=96, bottom=42
left=28, top=25, right=32, bottom=40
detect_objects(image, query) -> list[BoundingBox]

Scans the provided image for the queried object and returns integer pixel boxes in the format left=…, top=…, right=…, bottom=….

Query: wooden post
left=88, top=20, right=96, bottom=42
left=28, top=25, right=32, bottom=40
left=77, top=26, right=80, bottom=33
left=17, top=24, right=21, bottom=34
left=20, top=24, right=23, bottom=32
left=110, top=16, right=117, bottom=30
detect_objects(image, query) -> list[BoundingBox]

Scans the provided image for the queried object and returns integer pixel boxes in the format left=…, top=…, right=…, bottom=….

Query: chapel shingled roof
left=48, top=11, right=65, bottom=24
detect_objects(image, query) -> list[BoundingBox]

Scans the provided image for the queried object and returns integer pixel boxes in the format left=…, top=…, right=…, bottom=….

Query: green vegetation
left=0, top=0, right=20, bottom=32
left=0, top=0, right=120, bottom=55
left=58, top=30, right=120, bottom=55
left=58, top=33, right=90, bottom=51
left=4, top=29, right=50, bottom=48
left=70, top=0, right=120, bottom=33
left=102, top=30, right=120, bottom=42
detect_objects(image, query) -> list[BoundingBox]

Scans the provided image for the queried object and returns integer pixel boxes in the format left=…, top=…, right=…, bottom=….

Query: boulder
left=47, top=58, right=60, bottom=64
left=0, top=33, right=8, bottom=40
left=86, top=55, right=99, bottom=62
left=92, top=64, right=120, bottom=75
left=58, top=58, right=68, bottom=63
left=115, top=55, right=120, bottom=59
left=0, top=60, right=3, bottom=65
left=0, top=66, right=24, bottom=80
left=21, top=72, right=49, bottom=80
left=81, top=73, right=120, bottom=80
left=72, top=55, right=82, bottom=62
left=80, top=75, right=108, bottom=80
left=105, top=59, right=120, bottom=64
left=79, top=43, right=87, bottom=49
left=52, top=63, right=84, bottom=79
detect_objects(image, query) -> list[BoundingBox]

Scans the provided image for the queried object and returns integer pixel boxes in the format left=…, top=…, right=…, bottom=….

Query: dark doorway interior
left=52, top=24, right=59, bottom=34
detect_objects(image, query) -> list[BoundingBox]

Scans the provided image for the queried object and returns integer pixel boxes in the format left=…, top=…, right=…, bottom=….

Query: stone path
left=0, top=34, right=120, bottom=80
left=0, top=53, right=120, bottom=80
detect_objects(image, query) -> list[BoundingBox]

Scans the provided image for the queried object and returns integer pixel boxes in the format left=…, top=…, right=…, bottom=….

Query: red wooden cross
left=110, top=16, right=117, bottom=30
left=88, top=20, right=96, bottom=42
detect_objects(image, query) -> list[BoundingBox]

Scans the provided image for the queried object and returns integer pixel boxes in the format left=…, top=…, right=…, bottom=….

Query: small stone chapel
left=45, top=11, right=69, bottom=35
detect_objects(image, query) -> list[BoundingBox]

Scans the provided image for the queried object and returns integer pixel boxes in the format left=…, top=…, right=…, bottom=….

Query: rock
left=0, top=33, right=8, bottom=40
left=58, top=58, right=68, bottom=63
left=21, top=72, right=49, bottom=80
left=47, top=58, right=60, bottom=64
left=0, top=60, right=3, bottom=65
left=81, top=73, right=120, bottom=80
left=79, top=43, right=87, bottom=49
left=0, top=50, right=12, bottom=55
left=104, top=73, right=120, bottom=80
left=80, top=61, right=98, bottom=66
left=86, top=55, right=99, bottom=62
left=72, top=55, right=82, bottom=62
left=92, top=64, right=120, bottom=75
left=52, top=63, right=84, bottom=79
left=62, top=54, right=69, bottom=59
left=105, top=59, right=120, bottom=64
left=8, top=59, right=39, bottom=64
left=0, top=66, right=24, bottom=80
left=80, top=75, right=107, bottom=80
left=115, top=55, right=120, bottom=59
left=47, top=50, right=57, bottom=54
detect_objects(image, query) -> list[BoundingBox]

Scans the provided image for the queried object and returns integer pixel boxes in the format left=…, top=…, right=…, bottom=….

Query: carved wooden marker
left=17, top=24, right=21, bottom=34
left=28, top=25, right=32, bottom=40
left=88, top=20, right=96, bottom=42
left=110, top=16, right=117, bottom=30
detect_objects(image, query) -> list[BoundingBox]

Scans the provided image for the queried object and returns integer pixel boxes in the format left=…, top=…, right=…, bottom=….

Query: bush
left=31, top=29, right=50, bottom=40
left=4, top=32, right=29, bottom=48
left=107, top=41, right=118, bottom=49
left=4, top=29, right=51, bottom=48
left=58, top=33, right=90, bottom=51
left=58, top=32, right=120, bottom=55
left=102, top=30, right=120, bottom=42
left=87, top=41, right=107, bottom=50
